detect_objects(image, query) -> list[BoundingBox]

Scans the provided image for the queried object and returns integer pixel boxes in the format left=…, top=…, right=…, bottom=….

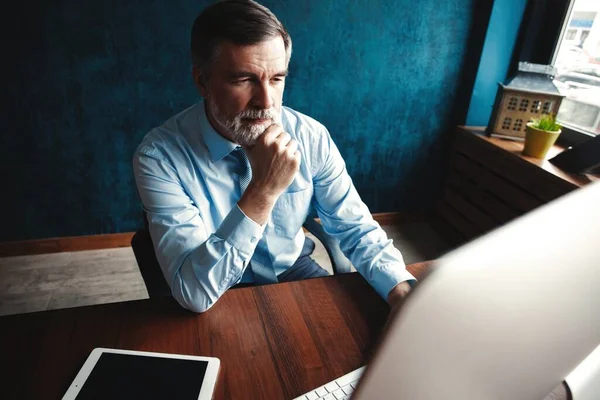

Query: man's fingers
left=260, top=124, right=284, bottom=144
left=276, top=131, right=292, bottom=148
left=286, top=139, right=298, bottom=156
left=287, top=141, right=301, bottom=167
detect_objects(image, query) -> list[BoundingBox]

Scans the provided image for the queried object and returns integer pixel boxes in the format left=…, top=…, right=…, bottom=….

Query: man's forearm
left=170, top=239, right=247, bottom=313
left=168, top=231, right=257, bottom=313
left=151, top=205, right=264, bottom=313
left=237, top=183, right=278, bottom=225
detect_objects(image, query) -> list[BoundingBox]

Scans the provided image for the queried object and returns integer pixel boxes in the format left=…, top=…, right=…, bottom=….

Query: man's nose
left=252, top=82, right=274, bottom=110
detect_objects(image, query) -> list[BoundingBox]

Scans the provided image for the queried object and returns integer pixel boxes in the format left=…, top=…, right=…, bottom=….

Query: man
left=133, top=0, right=415, bottom=313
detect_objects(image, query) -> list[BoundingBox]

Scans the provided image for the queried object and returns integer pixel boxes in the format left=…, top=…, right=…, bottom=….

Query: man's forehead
left=215, top=37, right=288, bottom=69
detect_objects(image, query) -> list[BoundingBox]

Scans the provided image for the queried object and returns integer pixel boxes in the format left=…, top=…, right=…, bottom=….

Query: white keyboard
left=292, top=366, right=365, bottom=400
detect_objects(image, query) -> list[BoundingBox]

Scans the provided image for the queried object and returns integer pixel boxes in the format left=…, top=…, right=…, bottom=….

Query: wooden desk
left=0, top=261, right=568, bottom=400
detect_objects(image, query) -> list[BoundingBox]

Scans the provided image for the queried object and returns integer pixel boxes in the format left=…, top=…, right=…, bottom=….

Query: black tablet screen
left=75, top=353, right=209, bottom=399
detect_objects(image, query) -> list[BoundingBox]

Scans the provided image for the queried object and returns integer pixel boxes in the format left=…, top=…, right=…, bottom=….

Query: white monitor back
left=355, top=182, right=600, bottom=400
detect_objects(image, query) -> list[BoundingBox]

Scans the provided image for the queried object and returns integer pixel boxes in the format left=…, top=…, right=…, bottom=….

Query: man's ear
left=192, top=65, right=208, bottom=98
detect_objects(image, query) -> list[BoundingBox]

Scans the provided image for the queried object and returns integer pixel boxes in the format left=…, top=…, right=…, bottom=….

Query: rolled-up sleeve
left=311, top=128, right=416, bottom=300
left=133, top=147, right=263, bottom=313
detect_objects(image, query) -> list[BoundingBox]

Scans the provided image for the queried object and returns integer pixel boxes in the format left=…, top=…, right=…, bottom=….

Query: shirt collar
left=197, top=102, right=239, bottom=162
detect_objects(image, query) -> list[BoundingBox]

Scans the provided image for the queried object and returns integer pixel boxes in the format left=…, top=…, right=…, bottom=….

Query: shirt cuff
left=215, top=205, right=265, bottom=258
left=369, top=264, right=417, bottom=301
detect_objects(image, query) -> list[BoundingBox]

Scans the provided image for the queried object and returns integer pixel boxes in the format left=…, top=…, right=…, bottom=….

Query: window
left=513, top=119, right=524, bottom=131
left=565, top=29, right=577, bottom=40
left=519, top=98, right=529, bottom=111
left=580, top=29, right=590, bottom=43
left=542, top=101, right=553, bottom=114
left=552, top=0, right=600, bottom=138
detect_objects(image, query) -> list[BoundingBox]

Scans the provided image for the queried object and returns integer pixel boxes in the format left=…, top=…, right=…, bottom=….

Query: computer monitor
left=354, top=182, right=600, bottom=400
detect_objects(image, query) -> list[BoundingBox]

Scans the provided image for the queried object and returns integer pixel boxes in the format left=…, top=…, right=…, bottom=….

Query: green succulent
left=529, top=113, right=562, bottom=132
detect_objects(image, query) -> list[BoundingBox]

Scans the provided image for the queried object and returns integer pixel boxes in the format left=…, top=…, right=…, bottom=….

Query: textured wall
left=2, top=0, right=477, bottom=241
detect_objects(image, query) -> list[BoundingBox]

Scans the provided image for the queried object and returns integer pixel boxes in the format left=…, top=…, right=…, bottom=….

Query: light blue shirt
left=133, top=103, right=415, bottom=312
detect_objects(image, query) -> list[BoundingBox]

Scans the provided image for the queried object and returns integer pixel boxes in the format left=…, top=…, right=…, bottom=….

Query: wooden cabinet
left=432, top=126, right=597, bottom=247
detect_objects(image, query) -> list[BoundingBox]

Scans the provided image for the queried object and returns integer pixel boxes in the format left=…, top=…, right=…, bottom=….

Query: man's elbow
left=178, top=298, right=216, bottom=314
left=169, top=264, right=224, bottom=313
left=171, top=282, right=219, bottom=314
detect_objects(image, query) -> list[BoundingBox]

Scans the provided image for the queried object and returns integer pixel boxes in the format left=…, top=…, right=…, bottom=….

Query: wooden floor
left=0, top=222, right=449, bottom=316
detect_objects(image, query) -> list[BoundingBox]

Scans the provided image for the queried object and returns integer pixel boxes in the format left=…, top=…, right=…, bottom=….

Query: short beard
left=205, top=94, right=281, bottom=147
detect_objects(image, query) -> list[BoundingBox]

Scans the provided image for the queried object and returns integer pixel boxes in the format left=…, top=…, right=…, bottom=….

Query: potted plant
left=522, top=114, right=562, bottom=159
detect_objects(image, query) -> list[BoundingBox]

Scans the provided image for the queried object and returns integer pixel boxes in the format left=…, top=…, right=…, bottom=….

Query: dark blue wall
left=2, top=0, right=480, bottom=241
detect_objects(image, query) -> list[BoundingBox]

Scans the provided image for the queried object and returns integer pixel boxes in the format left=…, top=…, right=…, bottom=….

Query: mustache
left=237, top=108, right=278, bottom=120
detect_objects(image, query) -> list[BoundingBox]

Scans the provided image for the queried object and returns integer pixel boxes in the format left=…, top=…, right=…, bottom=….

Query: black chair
left=131, top=213, right=352, bottom=298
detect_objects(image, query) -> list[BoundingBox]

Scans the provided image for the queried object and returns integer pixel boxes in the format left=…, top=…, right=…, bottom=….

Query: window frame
left=549, top=0, right=598, bottom=146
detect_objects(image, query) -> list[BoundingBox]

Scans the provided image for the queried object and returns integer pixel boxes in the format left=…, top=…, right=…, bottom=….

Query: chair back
left=131, top=215, right=172, bottom=297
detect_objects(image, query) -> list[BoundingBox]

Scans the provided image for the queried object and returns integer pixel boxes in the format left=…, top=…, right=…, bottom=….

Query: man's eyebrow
left=273, top=70, right=289, bottom=77
left=227, top=70, right=288, bottom=79
left=227, top=70, right=257, bottom=79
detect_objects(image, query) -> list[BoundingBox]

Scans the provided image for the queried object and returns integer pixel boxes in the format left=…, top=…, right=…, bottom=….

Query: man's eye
left=230, top=79, right=249, bottom=86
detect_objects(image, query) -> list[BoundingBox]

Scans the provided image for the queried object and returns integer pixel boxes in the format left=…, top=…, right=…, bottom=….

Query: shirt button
left=250, top=237, right=257, bottom=244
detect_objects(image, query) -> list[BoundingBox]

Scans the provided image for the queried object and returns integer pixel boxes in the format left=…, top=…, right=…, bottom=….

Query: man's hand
left=238, top=124, right=301, bottom=225
left=387, top=281, right=411, bottom=308
left=245, top=124, right=301, bottom=196
left=385, top=281, right=412, bottom=330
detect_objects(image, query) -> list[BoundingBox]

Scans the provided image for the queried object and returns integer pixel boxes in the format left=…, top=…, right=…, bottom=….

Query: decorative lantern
left=487, top=62, right=565, bottom=140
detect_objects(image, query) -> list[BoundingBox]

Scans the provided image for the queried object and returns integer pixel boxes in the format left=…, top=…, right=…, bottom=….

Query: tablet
left=62, top=348, right=220, bottom=400
left=548, top=134, right=600, bottom=174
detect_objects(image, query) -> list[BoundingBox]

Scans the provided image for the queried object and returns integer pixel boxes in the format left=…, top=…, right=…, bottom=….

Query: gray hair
left=191, top=0, right=292, bottom=79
